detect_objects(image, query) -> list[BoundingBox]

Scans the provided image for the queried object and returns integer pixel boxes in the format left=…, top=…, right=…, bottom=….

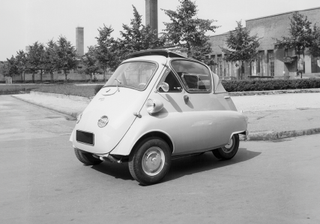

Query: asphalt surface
left=12, top=89, right=320, bottom=141
left=1, top=95, right=320, bottom=223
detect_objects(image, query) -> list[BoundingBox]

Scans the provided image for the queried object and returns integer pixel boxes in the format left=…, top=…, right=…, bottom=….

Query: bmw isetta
left=70, top=49, right=248, bottom=185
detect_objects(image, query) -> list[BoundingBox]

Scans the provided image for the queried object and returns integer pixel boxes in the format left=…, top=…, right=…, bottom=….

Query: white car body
left=70, top=49, right=248, bottom=185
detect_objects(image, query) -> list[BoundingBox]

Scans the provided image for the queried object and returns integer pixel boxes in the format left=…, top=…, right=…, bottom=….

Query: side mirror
left=158, top=82, right=169, bottom=92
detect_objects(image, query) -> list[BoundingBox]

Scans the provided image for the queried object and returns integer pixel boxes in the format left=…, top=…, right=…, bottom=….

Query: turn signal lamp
left=97, top=115, right=109, bottom=128
left=146, top=99, right=164, bottom=115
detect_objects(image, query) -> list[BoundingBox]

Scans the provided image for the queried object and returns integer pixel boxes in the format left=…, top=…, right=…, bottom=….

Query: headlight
left=146, top=99, right=164, bottom=115
left=97, top=115, right=109, bottom=128
left=76, top=113, right=82, bottom=124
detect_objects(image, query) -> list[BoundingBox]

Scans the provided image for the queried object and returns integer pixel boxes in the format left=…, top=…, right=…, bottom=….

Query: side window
left=171, top=60, right=212, bottom=93
left=159, top=71, right=182, bottom=93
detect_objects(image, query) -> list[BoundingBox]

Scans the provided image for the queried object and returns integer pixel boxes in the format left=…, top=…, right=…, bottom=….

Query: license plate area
left=76, top=130, right=94, bottom=145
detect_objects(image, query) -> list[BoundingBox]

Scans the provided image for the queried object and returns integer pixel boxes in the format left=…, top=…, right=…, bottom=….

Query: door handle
left=184, top=95, right=189, bottom=103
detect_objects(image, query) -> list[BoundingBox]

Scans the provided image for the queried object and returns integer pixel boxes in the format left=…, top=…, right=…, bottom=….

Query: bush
left=35, top=84, right=99, bottom=98
left=0, top=83, right=106, bottom=97
left=94, top=85, right=104, bottom=95
left=0, top=84, right=38, bottom=95
left=221, top=79, right=320, bottom=92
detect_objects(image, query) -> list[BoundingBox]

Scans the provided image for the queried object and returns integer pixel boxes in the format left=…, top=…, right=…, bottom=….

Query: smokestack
left=145, top=0, right=158, bottom=37
left=76, top=27, right=84, bottom=56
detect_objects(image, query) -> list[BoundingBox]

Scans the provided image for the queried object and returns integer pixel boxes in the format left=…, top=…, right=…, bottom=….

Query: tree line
left=1, top=0, right=217, bottom=82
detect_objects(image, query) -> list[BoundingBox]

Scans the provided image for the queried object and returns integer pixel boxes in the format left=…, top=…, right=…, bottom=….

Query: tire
left=74, top=148, right=102, bottom=166
left=129, top=137, right=171, bottom=185
left=212, top=134, right=239, bottom=160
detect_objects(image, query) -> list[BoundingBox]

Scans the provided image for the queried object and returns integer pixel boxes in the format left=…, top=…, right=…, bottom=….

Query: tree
left=275, top=12, right=314, bottom=78
left=0, top=62, right=5, bottom=77
left=95, top=25, right=116, bottom=80
left=221, top=21, right=260, bottom=79
left=119, top=6, right=165, bottom=56
left=55, top=36, right=78, bottom=82
left=43, top=40, right=58, bottom=82
left=82, top=46, right=100, bottom=82
left=309, top=24, right=320, bottom=59
left=276, top=12, right=313, bottom=55
left=162, top=0, right=217, bottom=60
left=4, top=56, right=18, bottom=78
left=108, top=39, right=124, bottom=71
left=141, top=25, right=165, bottom=50
left=15, top=50, right=28, bottom=82
left=27, top=42, right=46, bottom=82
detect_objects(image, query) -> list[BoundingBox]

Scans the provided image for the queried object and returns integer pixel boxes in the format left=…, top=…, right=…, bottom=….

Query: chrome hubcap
left=222, top=136, right=234, bottom=153
left=142, top=147, right=165, bottom=176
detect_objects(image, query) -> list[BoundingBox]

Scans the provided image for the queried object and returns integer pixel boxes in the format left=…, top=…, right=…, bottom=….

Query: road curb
left=245, top=128, right=320, bottom=141
left=229, top=88, right=320, bottom=96
left=11, top=95, right=78, bottom=120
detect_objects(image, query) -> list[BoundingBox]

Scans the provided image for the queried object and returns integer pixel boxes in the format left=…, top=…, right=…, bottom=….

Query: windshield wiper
left=115, top=78, right=121, bottom=92
left=102, top=78, right=122, bottom=91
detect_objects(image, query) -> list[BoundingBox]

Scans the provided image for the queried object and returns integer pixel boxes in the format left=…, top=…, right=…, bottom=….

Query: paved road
left=1, top=95, right=320, bottom=224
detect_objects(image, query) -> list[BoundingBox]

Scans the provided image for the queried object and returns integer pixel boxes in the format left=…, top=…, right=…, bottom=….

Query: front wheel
left=212, top=134, right=239, bottom=160
left=129, top=138, right=171, bottom=185
left=74, top=148, right=102, bottom=166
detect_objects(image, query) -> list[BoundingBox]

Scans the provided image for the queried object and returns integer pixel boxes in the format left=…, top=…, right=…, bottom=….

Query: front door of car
left=155, top=63, right=227, bottom=155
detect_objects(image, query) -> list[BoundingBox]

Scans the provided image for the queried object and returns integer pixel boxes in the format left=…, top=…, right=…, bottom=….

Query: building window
left=217, top=54, right=223, bottom=77
left=256, top=57, right=261, bottom=75
left=311, top=55, right=320, bottom=73
left=267, top=50, right=275, bottom=76
left=256, top=51, right=264, bottom=76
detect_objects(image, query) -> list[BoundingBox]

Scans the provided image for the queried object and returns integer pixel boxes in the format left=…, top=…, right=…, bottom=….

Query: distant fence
left=0, top=71, right=112, bottom=83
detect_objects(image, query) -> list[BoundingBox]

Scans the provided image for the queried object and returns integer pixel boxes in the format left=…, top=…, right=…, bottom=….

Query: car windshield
left=104, top=61, right=157, bottom=91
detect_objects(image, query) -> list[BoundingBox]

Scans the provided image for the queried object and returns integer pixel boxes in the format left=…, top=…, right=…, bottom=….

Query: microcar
left=70, top=49, right=248, bottom=185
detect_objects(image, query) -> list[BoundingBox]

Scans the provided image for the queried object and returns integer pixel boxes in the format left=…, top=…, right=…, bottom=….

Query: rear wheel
left=213, top=134, right=239, bottom=160
left=74, top=148, right=102, bottom=165
left=129, top=138, right=171, bottom=185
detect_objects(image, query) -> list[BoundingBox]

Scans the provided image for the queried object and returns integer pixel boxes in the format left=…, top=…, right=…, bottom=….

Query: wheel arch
left=130, top=131, right=174, bottom=157
left=229, top=130, right=248, bottom=141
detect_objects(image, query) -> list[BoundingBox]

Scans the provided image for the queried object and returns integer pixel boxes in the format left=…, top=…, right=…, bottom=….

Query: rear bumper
left=242, top=130, right=249, bottom=141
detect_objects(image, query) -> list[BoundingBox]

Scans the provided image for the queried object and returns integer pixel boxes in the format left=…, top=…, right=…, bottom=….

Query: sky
left=1, top=0, right=319, bottom=61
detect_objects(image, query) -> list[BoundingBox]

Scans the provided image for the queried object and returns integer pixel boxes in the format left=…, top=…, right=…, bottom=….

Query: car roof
left=127, top=49, right=187, bottom=59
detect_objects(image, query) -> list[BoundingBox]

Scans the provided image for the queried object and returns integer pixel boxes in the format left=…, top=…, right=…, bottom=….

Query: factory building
left=208, top=7, right=320, bottom=79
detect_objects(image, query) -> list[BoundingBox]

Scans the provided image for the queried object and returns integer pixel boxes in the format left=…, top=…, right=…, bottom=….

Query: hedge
left=221, top=79, right=320, bottom=92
